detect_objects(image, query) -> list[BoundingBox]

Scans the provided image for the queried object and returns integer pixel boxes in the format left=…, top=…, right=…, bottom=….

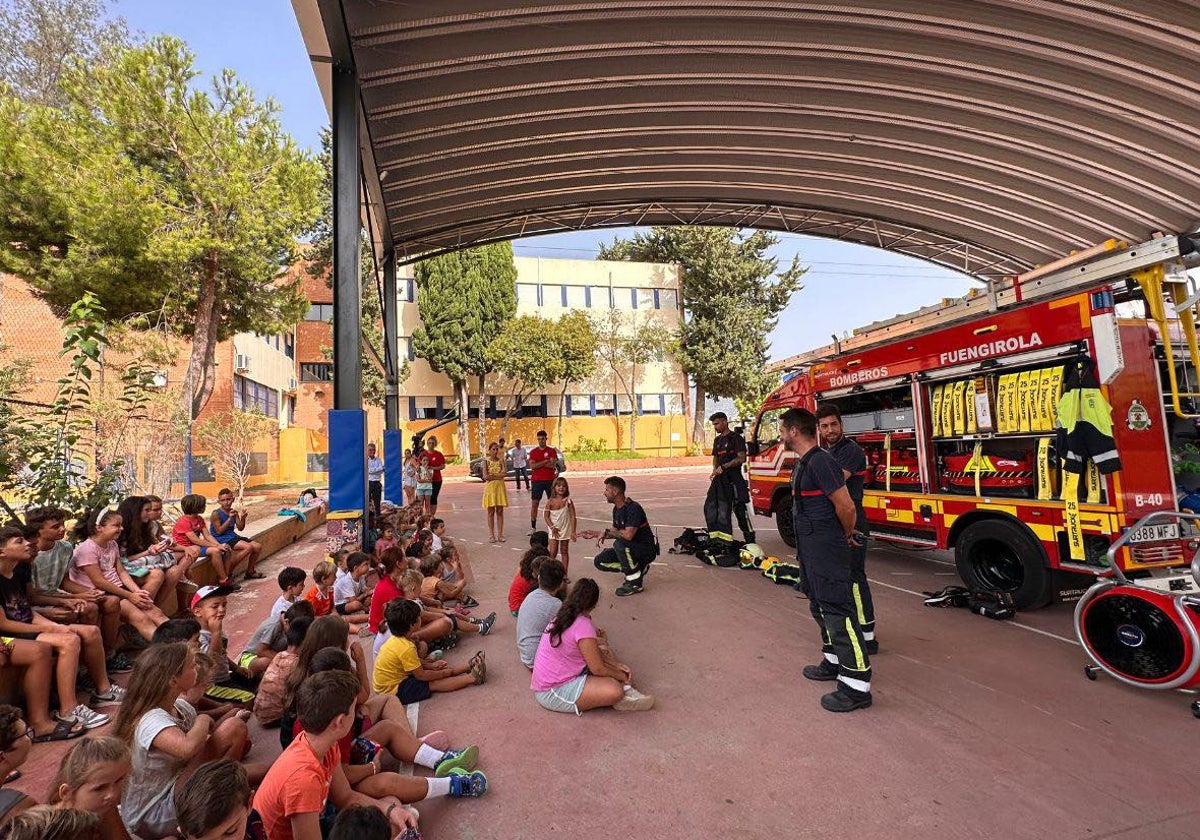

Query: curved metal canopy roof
left=294, top=1, right=1200, bottom=277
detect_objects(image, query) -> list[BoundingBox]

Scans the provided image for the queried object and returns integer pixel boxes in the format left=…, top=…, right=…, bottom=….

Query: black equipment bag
left=670, top=528, right=710, bottom=555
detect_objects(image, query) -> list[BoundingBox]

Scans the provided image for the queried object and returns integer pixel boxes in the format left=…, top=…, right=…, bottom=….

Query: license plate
left=1128, top=523, right=1180, bottom=544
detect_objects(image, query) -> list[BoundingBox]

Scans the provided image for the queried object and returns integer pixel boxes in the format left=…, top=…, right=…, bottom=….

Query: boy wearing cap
left=191, top=585, right=256, bottom=705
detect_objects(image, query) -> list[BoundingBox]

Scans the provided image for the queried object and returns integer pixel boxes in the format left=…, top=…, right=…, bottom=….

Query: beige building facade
left=391, top=256, right=690, bottom=455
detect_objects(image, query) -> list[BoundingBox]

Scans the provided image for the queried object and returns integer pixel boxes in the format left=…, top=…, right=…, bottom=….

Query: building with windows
left=393, top=256, right=690, bottom=456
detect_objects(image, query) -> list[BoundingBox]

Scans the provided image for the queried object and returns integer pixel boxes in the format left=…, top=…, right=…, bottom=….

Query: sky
left=112, top=0, right=979, bottom=363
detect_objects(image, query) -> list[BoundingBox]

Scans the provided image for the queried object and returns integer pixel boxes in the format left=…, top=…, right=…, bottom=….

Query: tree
left=0, top=37, right=322, bottom=424
left=591, top=310, right=667, bottom=452
left=598, top=227, right=805, bottom=443
left=0, top=0, right=129, bottom=107
left=553, top=310, right=599, bottom=450
left=195, top=410, right=277, bottom=500
left=0, top=293, right=154, bottom=519
left=412, top=243, right=516, bottom=460
left=485, top=310, right=599, bottom=445
left=305, top=127, right=398, bottom=409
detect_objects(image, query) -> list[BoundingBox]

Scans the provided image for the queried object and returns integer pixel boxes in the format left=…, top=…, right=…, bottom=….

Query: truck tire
left=955, top=518, right=1051, bottom=609
left=774, top=495, right=796, bottom=548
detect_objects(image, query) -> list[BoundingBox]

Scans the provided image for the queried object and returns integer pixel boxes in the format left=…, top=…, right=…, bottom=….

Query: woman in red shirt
left=424, top=437, right=446, bottom=517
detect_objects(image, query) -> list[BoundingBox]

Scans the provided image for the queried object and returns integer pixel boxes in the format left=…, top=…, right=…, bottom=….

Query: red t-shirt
left=425, top=450, right=446, bottom=482
left=253, top=732, right=340, bottom=840
left=369, top=575, right=404, bottom=633
left=529, top=446, right=559, bottom=482
left=171, top=514, right=205, bottom=546
left=508, top=572, right=536, bottom=613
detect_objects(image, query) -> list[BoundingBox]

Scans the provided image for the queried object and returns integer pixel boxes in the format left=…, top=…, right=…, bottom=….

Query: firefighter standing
left=704, top=412, right=755, bottom=544
left=817, top=404, right=878, bottom=654
left=779, top=407, right=872, bottom=713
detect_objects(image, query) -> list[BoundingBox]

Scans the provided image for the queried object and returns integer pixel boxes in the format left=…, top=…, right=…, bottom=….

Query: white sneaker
left=614, top=687, right=655, bottom=712
left=92, top=683, right=127, bottom=705
left=70, top=704, right=111, bottom=729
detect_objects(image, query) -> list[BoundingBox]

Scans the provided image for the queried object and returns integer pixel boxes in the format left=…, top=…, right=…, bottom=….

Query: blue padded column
left=328, top=409, right=367, bottom=516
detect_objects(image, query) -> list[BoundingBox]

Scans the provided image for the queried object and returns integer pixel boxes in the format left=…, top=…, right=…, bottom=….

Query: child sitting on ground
left=334, top=551, right=374, bottom=617
left=171, top=494, right=237, bottom=586
left=374, top=523, right=399, bottom=558
left=174, top=759, right=260, bottom=840
left=509, top=545, right=551, bottom=616
left=419, top=553, right=469, bottom=608
left=307, top=559, right=369, bottom=635
left=374, top=600, right=485, bottom=703
left=430, top=518, right=447, bottom=552
left=238, top=594, right=315, bottom=678
left=253, top=671, right=418, bottom=840
left=150, top=617, right=201, bottom=648
left=48, top=735, right=134, bottom=840
left=272, top=566, right=308, bottom=618
left=435, top=542, right=478, bottom=607
left=254, top=613, right=314, bottom=726
left=114, top=643, right=249, bottom=839
left=191, top=585, right=256, bottom=706
left=402, top=569, right=496, bottom=642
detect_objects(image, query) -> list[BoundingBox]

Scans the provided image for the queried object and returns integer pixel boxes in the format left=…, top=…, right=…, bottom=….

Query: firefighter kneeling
left=779, top=407, right=873, bottom=713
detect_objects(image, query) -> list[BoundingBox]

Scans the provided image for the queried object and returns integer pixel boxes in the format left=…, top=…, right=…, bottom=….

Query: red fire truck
left=748, top=235, right=1200, bottom=608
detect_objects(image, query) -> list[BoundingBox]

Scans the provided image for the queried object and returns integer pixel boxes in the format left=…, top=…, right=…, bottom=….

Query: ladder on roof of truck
left=771, top=234, right=1200, bottom=415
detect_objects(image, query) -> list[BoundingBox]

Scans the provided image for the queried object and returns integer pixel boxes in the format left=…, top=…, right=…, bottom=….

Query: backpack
left=670, top=528, right=710, bottom=555
left=697, top=540, right=741, bottom=567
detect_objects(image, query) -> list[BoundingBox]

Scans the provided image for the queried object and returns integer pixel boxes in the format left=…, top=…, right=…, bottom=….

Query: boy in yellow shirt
left=373, top=599, right=485, bottom=704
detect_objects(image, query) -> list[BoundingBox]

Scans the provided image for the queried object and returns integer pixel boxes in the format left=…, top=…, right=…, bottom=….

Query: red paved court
left=8, top=469, right=1196, bottom=839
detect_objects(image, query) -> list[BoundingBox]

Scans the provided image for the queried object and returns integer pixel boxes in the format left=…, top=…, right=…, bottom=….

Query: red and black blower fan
left=1074, top=512, right=1200, bottom=717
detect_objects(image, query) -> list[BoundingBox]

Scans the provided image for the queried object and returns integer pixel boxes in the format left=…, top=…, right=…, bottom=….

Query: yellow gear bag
left=997, top=374, right=1015, bottom=433
left=1017, top=370, right=1034, bottom=433
left=965, top=378, right=978, bottom=434
left=1036, top=436, right=1055, bottom=500
left=1036, top=367, right=1055, bottom=431
left=1062, top=471, right=1085, bottom=560
left=951, top=380, right=967, bottom=436
left=1047, top=366, right=1064, bottom=428
left=930, top=384, right=945, bottom=438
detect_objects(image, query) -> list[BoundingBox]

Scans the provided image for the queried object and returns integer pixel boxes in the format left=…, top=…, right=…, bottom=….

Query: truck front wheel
left=955, top=518, right=1051, bottom=609
left=774, top=495, right=796, bottom=548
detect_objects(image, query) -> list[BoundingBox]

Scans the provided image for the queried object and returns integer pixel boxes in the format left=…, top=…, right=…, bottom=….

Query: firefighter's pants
left=796, top=530, right=872, bottom=695
left=849, top=531, right=876, bottom=642
left=705, top=475, right=755, bottom=542
left=594, top=539, right=657, bottom=584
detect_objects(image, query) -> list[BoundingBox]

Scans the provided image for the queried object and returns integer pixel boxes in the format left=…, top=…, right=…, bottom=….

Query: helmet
left=738, top=543, right=766, bottom=569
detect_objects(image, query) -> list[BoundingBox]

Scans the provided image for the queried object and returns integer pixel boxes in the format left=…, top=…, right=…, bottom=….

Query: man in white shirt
left=366, top=443, right=384, bottom=515
left=509, top=438, right=529, bottom=491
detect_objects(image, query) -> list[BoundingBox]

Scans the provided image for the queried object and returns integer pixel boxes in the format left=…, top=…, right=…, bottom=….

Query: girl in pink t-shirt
left=72, top=509, right=168, bottom=641
left=530, top=578, right=653, bottom=714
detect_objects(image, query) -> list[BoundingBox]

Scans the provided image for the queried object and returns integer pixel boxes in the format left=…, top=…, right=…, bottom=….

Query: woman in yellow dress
left=482, top=441, right=509, bottom=543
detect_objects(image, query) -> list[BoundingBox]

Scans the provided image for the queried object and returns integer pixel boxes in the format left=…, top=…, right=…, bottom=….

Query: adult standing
left=579, top=476, right=657, bottom=597
left=817, top=404, right=878, bottom=654
left=703, top=412, right=755, bottom=544
left=778, top=407, right=872, bottom=713
left=366, top=444, right=384, bottom=516
left=509, top=438, right=529, bottom=491
left=424, top=437, right=446, bottom=517
left=481, top=442, right=509, bottom=543
left=527, top=430, right=560, bottom=534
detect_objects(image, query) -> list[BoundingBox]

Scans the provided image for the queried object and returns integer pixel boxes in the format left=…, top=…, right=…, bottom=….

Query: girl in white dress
left=543, top=477, right=576, bottom=574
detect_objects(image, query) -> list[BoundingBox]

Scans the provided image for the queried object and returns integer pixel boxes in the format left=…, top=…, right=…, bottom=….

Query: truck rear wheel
left=955, top=518, right=1051, bottom=609
left=774, top=495, right=796, bottom=548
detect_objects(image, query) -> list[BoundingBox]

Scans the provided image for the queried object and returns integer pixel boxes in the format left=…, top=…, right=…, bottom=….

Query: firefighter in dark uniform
left=817, top=404, right=878, bottom=654
left=704, top=412, right=755, bottom=544
left=779, top=407, right=872, bottom=713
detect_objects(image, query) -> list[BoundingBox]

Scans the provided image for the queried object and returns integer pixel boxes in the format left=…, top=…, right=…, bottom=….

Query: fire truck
left=748, top=235, right=1200, bottom=608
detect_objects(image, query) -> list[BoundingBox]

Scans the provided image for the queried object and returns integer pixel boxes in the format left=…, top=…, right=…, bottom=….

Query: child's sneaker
left=434, top=745, right=479, bottom=777
left=105, top=652, right=135, bottom=674
left=447, top=768, right=488, bottom=797
left=477, top=612, right=497, bottom=636
left=67, top=704, right=110, bottom=729
left=614, top=687, right=655, bottom=712
left=460, top=595, right=480, bottom=608
left=92, top=684, right=127, bottom=706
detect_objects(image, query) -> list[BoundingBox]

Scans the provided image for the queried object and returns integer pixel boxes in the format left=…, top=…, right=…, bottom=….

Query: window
left=616, top=394, right=634, bottom=415
left=304, top=303, right=333, bottom=321
left=565, top=285, right=587, bottom=309
left=401, top=337, right=414, bottom=362
left=233, top=375, right=278, bottom=418
left=567, top=395, right=592, bottom=416
left=593, top=393, right=615, bottom=416
left=307, top=452, right=329, bottom=472
left=283, top=332, right=295, bottom=359
left=664, top=393, right=684, bottom=414
left=639, top=393, right=663, bottom=415
left=753, top=407, right=788, bottom=451
left=286, top=395, right=296, bottom=425
left=399, top=278, right=416, bottom=303
left=248, top=453, right=269, bottom=476
left=590, top=287, right=613, bottom=309
left=541, top=284, right=565, bottom=307
left=517, top=283, right=539, bottom=307
left=409, top=397, right=441, bottom=420
left=637, top=289, right=656, bottom=310
left=300, top=363, right=333, bottom=382
left=659, top=289, right=679, bottom=311
left=179, top=456, right=215, bottom=484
